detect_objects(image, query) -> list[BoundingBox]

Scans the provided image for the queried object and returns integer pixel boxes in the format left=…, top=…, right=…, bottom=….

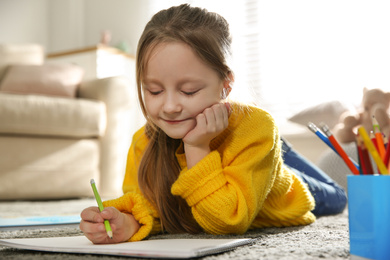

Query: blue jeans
left=281, top=137, right=347, bottom=216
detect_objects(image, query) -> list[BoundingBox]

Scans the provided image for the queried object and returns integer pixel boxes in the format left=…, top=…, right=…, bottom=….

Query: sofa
left=0, top=44, right=144, bottom=200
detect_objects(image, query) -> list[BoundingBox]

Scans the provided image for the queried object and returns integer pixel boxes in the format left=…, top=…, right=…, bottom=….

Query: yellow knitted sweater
left=103, top=104, right=316, bottom=241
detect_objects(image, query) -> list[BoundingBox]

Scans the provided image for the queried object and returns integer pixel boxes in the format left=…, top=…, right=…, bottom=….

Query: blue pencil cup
left=348, top=175, right=390, bottom=260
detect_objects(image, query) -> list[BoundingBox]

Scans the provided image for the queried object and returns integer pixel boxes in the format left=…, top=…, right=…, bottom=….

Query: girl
left=80, top=4, right=347, bottom=244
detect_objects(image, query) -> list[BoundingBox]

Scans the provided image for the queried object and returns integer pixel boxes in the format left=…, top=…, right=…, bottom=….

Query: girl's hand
left=80, top=206, right=140, bottom=244
left=183, top=102, right=230, bottom=147
left=183, top=102, right=230, bottom=168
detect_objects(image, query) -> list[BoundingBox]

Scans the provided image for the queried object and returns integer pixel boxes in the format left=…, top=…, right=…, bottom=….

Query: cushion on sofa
left=0, top=63, right=84, bottom=98
left=0, top=93, right=106, bottom=138
left=288, top=100, right=354, bottom=129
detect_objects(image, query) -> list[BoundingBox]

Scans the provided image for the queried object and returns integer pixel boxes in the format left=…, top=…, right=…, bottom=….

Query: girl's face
left=143, top=42, right=225, bottom=139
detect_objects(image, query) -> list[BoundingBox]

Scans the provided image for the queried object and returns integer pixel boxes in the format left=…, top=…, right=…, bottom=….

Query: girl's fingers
left=101, top=206, right=119, bottom=221
left=224, top=102, right=231, bottom=116
left=80, top=206, right=134, bottom=244
left=80, top=206, right=103, bottom=223
left=83, top=226, right=112, bottom=244
left=184, top=102, right=230, bottom=146
left=204, top=103, right=228, bottom=132
left=195, top=113, right=207, bottom=129
left=88, top=233, right=109, bottom=243
left=203, top=107, right=217, bottom=132
left=214, top=103, right=229, bottom=129
left=222, top=102, right=230, bottom=122
left=79, top=220, right=106, bottom=234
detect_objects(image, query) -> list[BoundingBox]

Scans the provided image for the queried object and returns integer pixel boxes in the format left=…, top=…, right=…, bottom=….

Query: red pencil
left=370, top=131, right=379, bottom=152
left=384, top=131, right=390, bottom=168
left=356, top=134, right=374, bottom=175
left=321, top=124, right=360, bottom=175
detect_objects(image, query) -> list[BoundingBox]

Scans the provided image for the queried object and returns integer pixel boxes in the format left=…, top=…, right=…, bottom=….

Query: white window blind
left=147, top=0, right=390, bottom=126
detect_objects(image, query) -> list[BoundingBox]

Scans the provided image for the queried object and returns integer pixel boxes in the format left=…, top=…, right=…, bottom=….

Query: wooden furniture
left=47, top=44, right=135, bottom=81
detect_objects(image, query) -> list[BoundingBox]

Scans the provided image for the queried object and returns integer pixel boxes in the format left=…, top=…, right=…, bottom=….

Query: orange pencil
left=321, top=124, right=360, bottom=175
left=372, top=116, right=386, bottom=161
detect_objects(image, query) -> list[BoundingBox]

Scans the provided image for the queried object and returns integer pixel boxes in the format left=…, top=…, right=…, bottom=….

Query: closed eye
left=148, top=90, right=163, bottom=95
left=182, top=89, right=200, bottom=96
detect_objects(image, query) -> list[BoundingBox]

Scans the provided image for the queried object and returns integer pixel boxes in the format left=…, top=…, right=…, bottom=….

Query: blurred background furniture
left=46, top=44, right=135, bottom=81
left=0, top=43, right=143, bottom=200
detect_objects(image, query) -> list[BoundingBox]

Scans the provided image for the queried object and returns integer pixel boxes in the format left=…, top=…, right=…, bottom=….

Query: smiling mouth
left=163, top=118, right=190, bottom=124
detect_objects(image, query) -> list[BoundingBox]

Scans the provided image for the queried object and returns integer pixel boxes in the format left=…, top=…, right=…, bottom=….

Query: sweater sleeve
left=103, top=127, right=162, bottom=241
left=171, top=109, right=283, bottom=235
left=103, top=192, right=161, bottom=241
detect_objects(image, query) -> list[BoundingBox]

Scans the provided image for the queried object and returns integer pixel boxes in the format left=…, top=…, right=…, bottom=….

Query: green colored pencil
left=90, top=179, right=113, bottom=239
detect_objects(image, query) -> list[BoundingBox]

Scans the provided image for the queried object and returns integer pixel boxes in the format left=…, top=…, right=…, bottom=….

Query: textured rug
left=0, top=199, right=350, bottom=259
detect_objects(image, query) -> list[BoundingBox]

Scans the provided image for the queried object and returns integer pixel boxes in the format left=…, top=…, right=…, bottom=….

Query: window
left=147, top=0, right=390, bottom=126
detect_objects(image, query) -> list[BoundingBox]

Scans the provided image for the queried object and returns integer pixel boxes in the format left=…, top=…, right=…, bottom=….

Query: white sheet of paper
left=0, top=236, right=254, bottom=259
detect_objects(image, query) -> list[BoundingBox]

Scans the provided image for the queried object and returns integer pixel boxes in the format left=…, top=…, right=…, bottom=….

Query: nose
left=163, top=92, right=182, bottom=114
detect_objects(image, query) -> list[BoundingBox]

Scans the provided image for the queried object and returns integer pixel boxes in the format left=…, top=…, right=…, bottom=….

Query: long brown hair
left=136, top=4, right=232, bottom=234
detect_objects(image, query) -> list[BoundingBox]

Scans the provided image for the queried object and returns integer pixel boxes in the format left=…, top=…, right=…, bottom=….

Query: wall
left=83, top=0, right=149, bottom=55
left=0, top=0, right=150, bottom=55
left=0, top=0, right=49, bottom=49
left=47, top=0, right=85, bottom=53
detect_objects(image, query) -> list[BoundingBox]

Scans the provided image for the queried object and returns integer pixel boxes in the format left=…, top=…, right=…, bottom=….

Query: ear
left=222, top=72, right=234, bottom=97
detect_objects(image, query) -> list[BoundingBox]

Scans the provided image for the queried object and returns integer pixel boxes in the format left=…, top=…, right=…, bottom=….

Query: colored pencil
left=307, top=122, right=337, bottom=153
left=384, top=131, right=390, bottom=169
left=356, top=134, right=374, bottom=175
left=356, top=138, right=364, bottom=175
left=370, top=131, right=378, bottom=151
left=90, top=179, right=113, bottom=239
left=307, top=122, right=360, bottom=170
left=372, top=116, right=386, bottom=160
left=320, top=124, right=360, bottom=175
left=358, top=126, right=388, bottom=175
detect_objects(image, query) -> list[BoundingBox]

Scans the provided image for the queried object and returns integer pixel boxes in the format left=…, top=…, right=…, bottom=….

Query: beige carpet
left=0, top=199, right=350, bottom=259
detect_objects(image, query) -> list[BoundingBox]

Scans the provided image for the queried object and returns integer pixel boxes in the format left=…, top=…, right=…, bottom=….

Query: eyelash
left=148, top=90, right=162, bottom=96
left=146, top=89, right=200, bottom=96
left=182, top=90, right=200, bottom=96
